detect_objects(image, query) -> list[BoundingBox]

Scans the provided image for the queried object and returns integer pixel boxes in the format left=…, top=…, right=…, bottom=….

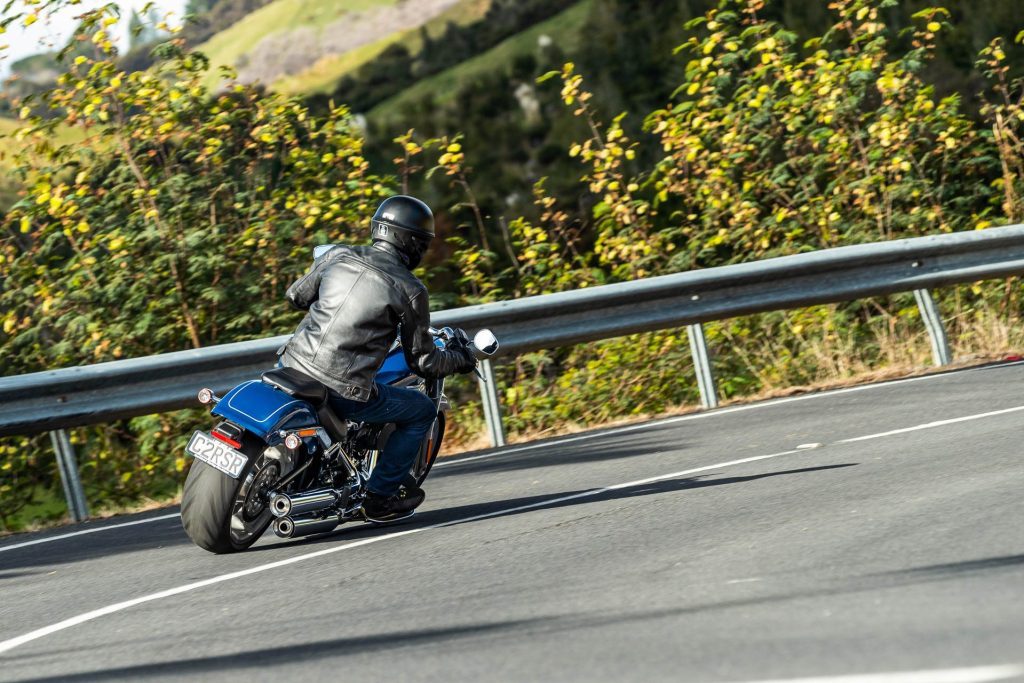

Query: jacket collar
left=371, top=241, right=411, bottom=268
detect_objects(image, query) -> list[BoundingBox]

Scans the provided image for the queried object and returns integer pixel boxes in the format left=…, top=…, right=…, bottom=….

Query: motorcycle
left=180, top=325, right=499, bottom=553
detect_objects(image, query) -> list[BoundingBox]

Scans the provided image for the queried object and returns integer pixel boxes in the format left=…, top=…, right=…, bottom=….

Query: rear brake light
left=211, top=431, right=242, bottom=449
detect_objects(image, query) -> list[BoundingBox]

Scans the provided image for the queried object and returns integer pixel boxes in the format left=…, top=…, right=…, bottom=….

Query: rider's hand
left=454, top=344, right=477, bottom=374
left=452, top=327, right=471, bottom=346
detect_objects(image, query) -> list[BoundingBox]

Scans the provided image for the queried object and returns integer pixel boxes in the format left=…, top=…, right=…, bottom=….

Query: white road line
left=737, top=664, right=1024, bottom=683
left=435, top=362, right=1014, bottom=468
left=0, top=514, right=181, bottom=554
left=0, top=448, right=803, bottom=656
left=838, top=405, right=1024, bottom=443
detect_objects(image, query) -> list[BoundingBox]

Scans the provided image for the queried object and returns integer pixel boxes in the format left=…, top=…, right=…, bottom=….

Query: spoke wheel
left=230, top=458, right=280, bottom=546
left=182, top=441, right=288, bottom=554
left=410, top=413, right=446, bottom=487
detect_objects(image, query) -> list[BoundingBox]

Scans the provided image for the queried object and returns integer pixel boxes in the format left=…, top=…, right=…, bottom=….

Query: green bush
left=0, top=13, right=389, bottom=529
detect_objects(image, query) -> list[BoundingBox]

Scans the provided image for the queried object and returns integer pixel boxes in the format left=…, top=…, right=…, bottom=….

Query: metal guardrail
left=5, top=224, right=1024, bottom=436
left=3, top=225, right=1024, bottom=515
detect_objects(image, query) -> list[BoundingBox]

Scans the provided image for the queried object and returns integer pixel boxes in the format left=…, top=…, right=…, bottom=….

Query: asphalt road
left=2, top=363, right=1024, bottom=682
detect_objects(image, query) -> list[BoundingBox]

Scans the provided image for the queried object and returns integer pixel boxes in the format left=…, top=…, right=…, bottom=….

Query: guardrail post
left=477, top=359, right=506, bottom=448
left=687, top=323, right=719, bottom=409
left=49, top=429, right=89, bottom=522
left=913, top=288, right=952, bottom=366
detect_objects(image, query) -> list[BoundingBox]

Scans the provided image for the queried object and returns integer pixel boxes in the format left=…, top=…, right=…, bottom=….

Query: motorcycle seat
left=262, top=367, right=349, bottom=442
left=261, top=367, right=328, bottom=407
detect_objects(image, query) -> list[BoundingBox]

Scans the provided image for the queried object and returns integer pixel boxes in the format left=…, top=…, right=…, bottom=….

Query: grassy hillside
left=195, top=0, right=397, bottom=88
left=274, top=0, right=491, bottom=95
left=0, top=117, right=85, bottom=165
left=0, top=116, right=89, bottom=211
left=369, top=0, right=591, bottom=121
left=194, top=0, right=494, bottom=93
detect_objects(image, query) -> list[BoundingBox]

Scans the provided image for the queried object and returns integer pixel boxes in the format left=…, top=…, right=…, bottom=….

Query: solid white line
left=436, top=363, right=1017, bottom=468
left=0, top=448, right=803, bottom=656
left=0, top=514, right=181, bottom=554
left=838, top=405, right=1024, bottom=443
left=737, top=664, right=1024, bottom=683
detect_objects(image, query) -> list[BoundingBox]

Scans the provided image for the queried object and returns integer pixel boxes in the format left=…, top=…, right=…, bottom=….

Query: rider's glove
left=454, top=343, right=477, bottom=374
left=452, top=327, right=471, bottom=346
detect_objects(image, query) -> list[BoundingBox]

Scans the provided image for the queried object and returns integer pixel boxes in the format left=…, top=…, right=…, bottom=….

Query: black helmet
left=371, top=195, right=435, bottom=269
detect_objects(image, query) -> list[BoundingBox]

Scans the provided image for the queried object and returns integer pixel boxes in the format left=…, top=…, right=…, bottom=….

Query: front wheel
left=181, top=440, right=285, bottom=553
left=408, top=412, right=446, bottom=488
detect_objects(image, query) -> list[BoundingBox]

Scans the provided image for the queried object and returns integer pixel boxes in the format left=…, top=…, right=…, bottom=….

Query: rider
left=278, top=195, right=477, bottom=522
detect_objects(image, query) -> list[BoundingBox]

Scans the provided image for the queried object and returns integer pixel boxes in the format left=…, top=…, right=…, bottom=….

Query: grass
left=272, top=0, right=492, bottom=95
left=0, top=116, right=24, bottom=165
left=1, top=115, right=87, bottom=151
left=369, top=0, right=592, bottom=121
left=195, top=0, right=399, bottom=89
left=0, top=114, right=88, bottom=199
left=274, top=35, right=402, bottom=96
left=1, top=486, right=69, bottom=535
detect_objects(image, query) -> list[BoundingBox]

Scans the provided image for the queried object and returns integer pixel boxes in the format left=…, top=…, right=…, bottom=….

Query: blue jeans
left=329, top=382, right=437, bottom=497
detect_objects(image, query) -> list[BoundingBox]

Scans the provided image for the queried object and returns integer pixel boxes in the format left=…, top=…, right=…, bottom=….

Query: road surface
left=2, top=362, right=1023, bottom=682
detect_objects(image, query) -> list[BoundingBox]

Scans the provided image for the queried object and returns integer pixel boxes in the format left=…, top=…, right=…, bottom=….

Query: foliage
left=441, top=0, right=1024, bottom=442
left=0, top=10, right=389, bottom=529
left=647, top=0, right=991, bottom=270
left=5, top=0, right=1024, bottom=531
left=312, top=0, right=579, bottom=116
left=977, top=33, right=1024, bottom=223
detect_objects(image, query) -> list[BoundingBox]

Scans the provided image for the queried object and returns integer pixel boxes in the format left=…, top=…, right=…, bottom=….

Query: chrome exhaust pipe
left=273, top=514, right=341, bottom=539
left=270, top=488, right=339, bottom=518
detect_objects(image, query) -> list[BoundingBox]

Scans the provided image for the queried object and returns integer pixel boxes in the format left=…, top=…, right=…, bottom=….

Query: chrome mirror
left=473, top=328, right=499, bottom=357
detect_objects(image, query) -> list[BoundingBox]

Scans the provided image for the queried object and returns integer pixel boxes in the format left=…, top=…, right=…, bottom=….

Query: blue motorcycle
left=180, top=326, right=499, bottom=553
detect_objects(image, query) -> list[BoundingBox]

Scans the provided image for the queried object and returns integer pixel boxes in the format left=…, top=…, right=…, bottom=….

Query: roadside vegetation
left=2, top=0, right=1024, bottom=531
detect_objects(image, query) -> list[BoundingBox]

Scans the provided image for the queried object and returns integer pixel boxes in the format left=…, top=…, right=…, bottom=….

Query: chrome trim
left=272, top=514, right=340, bottom=539
left=270, top=488, right=339, bottom=518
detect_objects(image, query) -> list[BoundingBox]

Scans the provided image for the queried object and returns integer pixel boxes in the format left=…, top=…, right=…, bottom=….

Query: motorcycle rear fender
left=212, top=380, right=319, bottom=441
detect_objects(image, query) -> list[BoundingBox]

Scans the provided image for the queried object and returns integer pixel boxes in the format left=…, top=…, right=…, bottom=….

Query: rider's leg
left=328, top=382, right=437, bottom=497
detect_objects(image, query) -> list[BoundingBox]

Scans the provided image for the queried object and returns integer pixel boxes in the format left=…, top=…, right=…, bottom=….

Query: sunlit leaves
left=0, top=24, right=390, bottom=527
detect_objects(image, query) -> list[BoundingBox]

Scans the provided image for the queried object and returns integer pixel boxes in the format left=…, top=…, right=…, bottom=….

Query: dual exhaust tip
left=270, top=488, right=343, bottom=538
left=272, top=514, right=341, bottom=539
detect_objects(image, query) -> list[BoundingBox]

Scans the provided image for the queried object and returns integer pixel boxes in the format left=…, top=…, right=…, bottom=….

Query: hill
left=369, top=0, right=591, bottom=121
left=194, top=0, right=488, bottom=91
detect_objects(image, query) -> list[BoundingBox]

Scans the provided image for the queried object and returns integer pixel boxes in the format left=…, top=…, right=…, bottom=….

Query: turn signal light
left=197, top=388, right=215, bottom=404
left=284, top=433, right=301, bottom=450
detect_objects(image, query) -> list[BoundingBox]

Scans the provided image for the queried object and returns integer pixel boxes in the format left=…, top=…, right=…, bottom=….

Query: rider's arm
left=400, top=287, right=475, bottom=378
left=286, top=248, right=337, bottom=310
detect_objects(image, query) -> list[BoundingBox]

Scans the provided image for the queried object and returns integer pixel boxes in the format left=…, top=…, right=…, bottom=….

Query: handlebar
left=429, top=327, right=499, bottom=359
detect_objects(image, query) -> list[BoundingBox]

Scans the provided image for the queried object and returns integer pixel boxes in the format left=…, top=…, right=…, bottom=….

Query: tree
left=0, top=14, right=390, bottom=525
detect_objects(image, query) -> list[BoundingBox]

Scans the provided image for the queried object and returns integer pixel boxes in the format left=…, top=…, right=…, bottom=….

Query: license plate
left=186, top=431, right=249, bottom=479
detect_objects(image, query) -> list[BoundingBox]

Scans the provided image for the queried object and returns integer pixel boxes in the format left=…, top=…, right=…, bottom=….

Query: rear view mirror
left=313, top=245, right=334, bottom=260
left=473, top=329, right=499, bottom=357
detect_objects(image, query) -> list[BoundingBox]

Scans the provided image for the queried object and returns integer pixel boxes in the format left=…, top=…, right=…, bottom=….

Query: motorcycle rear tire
left=181, top=441, right=274, bottom=554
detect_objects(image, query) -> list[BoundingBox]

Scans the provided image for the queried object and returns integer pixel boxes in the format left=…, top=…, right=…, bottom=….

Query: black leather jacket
left=279, top=242, right=471, bottom=401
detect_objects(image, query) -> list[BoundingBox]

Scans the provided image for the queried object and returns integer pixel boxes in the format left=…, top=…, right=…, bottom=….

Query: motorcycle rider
left=279, top=195, right=477, bottom=522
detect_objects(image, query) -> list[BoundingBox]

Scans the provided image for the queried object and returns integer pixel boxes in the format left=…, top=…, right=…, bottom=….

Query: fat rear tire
left=181, top=441, right=274, bottom=554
